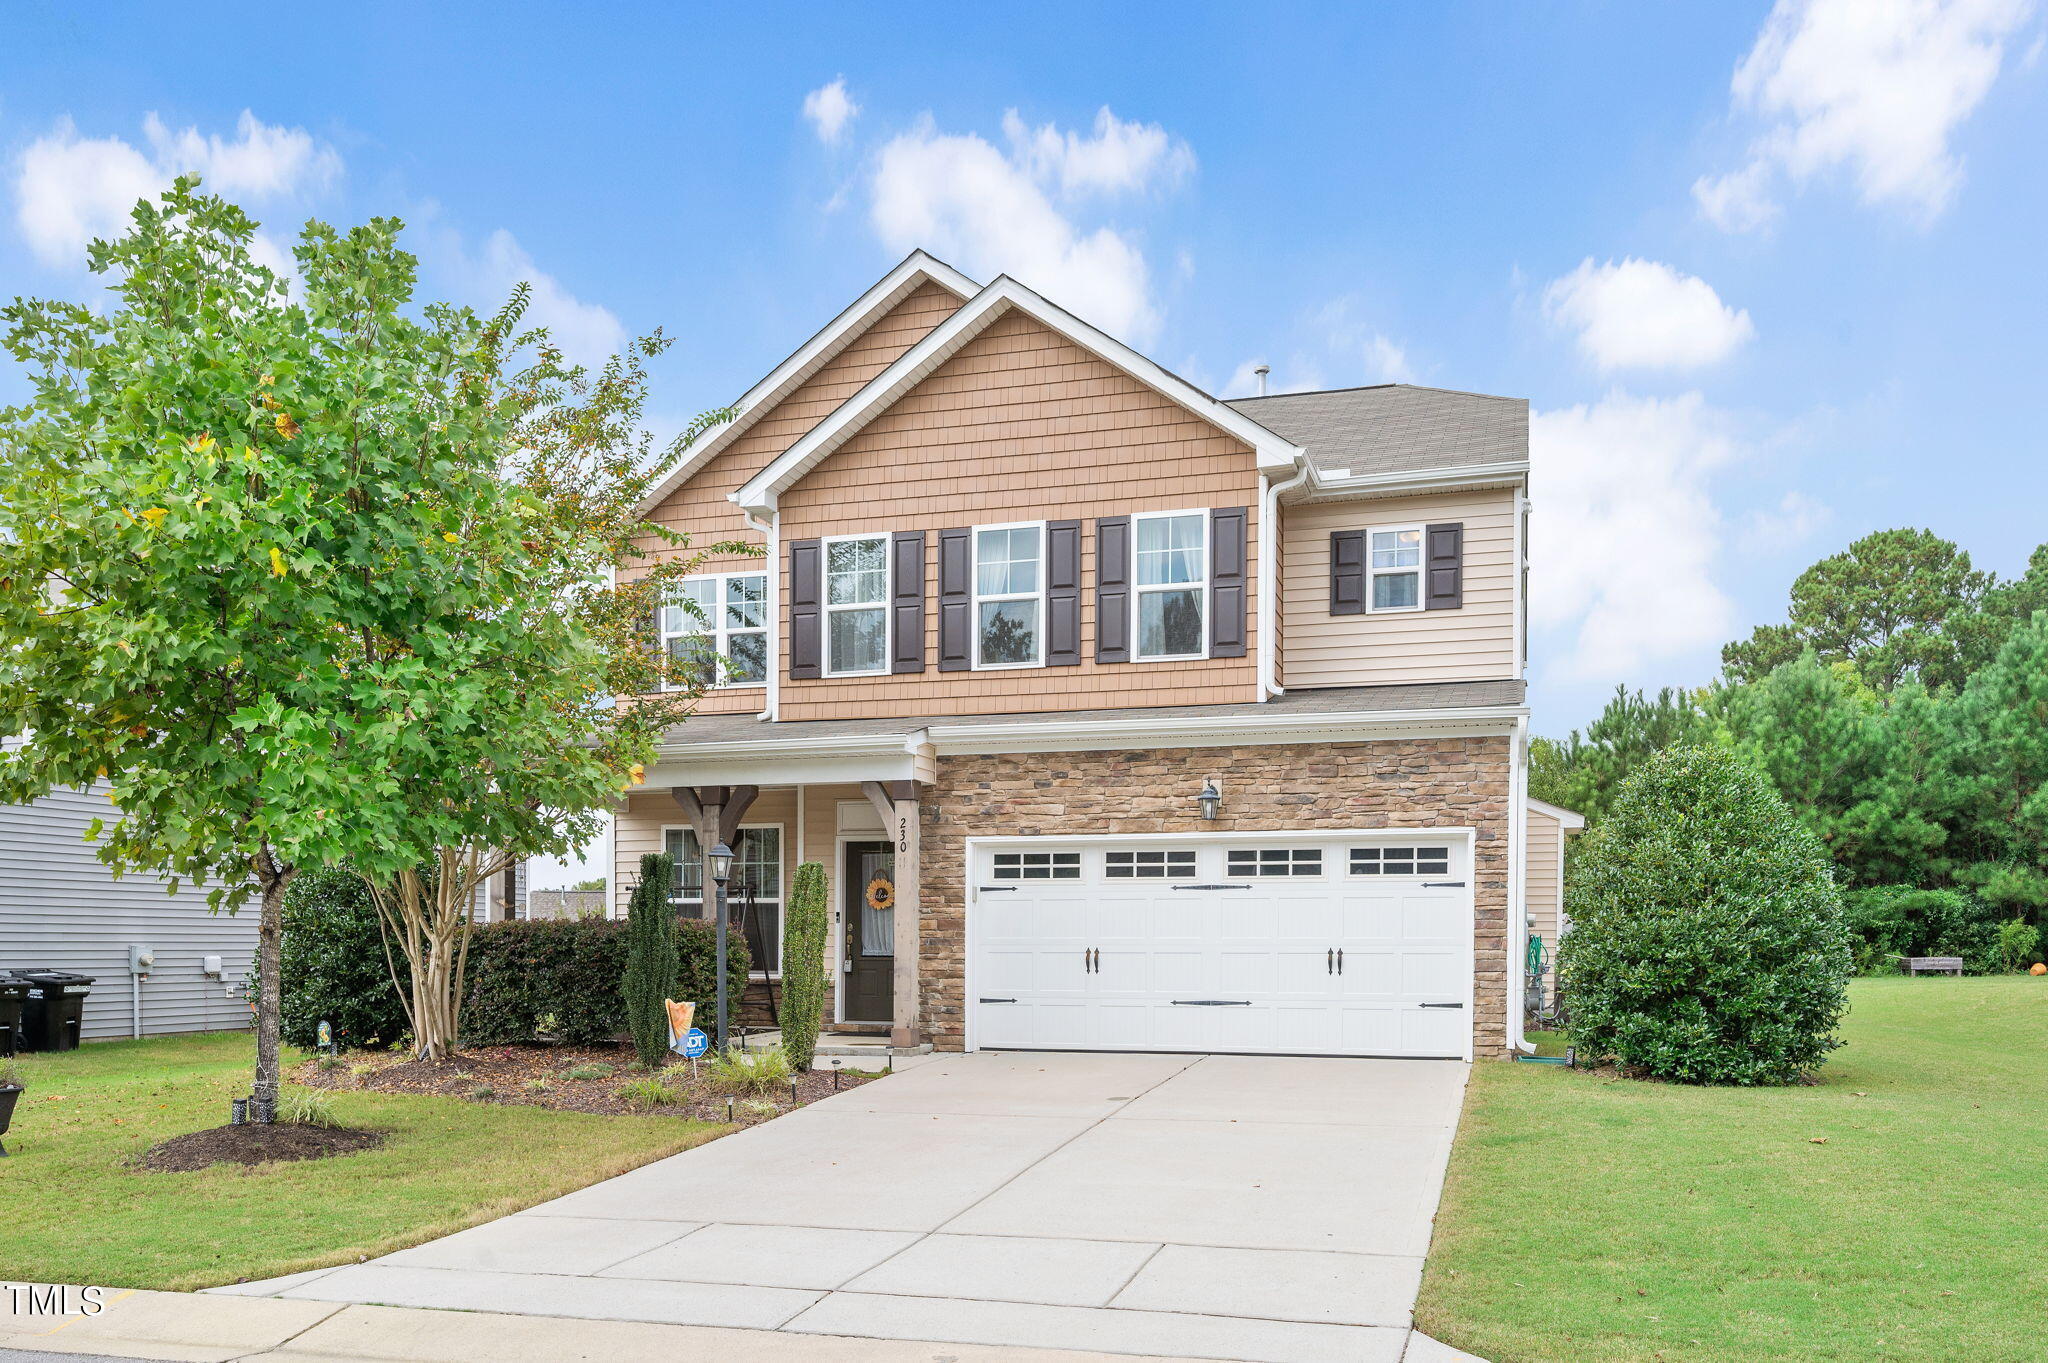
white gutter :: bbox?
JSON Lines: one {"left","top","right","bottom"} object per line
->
{"left": 741, "top": 510, "right": 779, "bottom": 721}
{"left": 1304, "top": 458, "right": 1530, "bottom": 501}
{"left": 1509, "top": 713, "right": 1534, "bottom": 1054}
{"left": 1258, "top": 460, "right": 1314, "bottom": 699}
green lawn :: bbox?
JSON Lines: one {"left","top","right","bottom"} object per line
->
{"left": 0, "top": 1033, "right": 721, "bottom": 1291}
{"left": 1419, "top": 976, "right": 2048, "bottom": 1362}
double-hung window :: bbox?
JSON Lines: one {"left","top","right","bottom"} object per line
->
{"left": 973, "top": 522, "right": 1044, "bottom": 668}
{"left": 1368, "top": 526, "right": 1423, "bottom": 612}
{"left": 665, "top": 825, "right": 785, "bottom": 971}
{"left": 824, "top": 534, "right": 889, "bottom": 676}
{"left": 1133, "top": 510, "right": 1208, "bottom": 660}
{"left": 662, "top": 572, "right": 768, "bottom": 688}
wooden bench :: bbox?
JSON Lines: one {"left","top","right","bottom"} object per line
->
{"left": 1904, "top": 956, "right": 1964, "bottom": 976}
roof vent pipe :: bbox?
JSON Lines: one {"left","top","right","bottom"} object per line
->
{"left": 1253, "top": 364, "right": 1270, "bottom": 396}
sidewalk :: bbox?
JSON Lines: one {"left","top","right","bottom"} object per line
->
{"left": 0, "top": 1286, "right": 1486, "bottom": 1363}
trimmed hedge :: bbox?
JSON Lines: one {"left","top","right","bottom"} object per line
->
{"left": 779, "top": 862, "right": 830, "bottom": 1069}
{"left": 463, "top": 915, "right": 750, "bottom": 1047}
{"left": 1560, "top": 745, "right": 1852, "bottom": 1085}
{"left": 280, "top": 865, "right": 409, "bottom": 1052}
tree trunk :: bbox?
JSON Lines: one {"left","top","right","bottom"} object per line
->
{"left": 250, "top": 865, "right": 291, "bottom": 1122}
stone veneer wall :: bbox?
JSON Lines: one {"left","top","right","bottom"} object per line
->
{"left": 919, "top": 737, "right": 1514, "bottom": 1057}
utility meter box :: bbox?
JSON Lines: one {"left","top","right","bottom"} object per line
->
{"left": 202, "top": 955, "right": 224, "bottom": 979}
{"left": 128, "top": 944, "right": 155, "bottom": 975}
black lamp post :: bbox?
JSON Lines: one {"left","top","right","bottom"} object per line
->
{"left": 708, "top": 840, "right": 735, "bottom": 1053}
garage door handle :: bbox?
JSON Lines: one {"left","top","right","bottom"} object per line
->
{"left": 1326, "top": 948, "right": 1333, "bottom": 975}
{"left": 979, "top": 997, "right": 1018, "bottom": 1004}
{"left": 1419, "top": 1002, "right": 1465, "bottom": 1009}
{"left": 1171, "top": 999, "right": 1251, "bottom": 1006}
{"left": 1423, "top": 881, "right": 1464, "bottom": 888}
{"left": 979, "top": 885, "right": 1018, "bottom": 892}
{"left": 1171, "top": 884, "right": 1251, "bottom": 891}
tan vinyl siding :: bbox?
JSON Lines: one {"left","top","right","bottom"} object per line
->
{"left": 1281, "top": 489, "right": 1517, "bottom": 688}
{"left": 778, "top": 309, "right": 1262, "bottom": 720}
{"left": 627, "top": 283, "right": 963, "bottom": 716}
{"left": 1524, "top": 802, "right": 1564, "bottom": 961}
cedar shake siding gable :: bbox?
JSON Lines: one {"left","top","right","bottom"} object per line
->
{"left": 773, "top": 308, "right": 1265, "bottom": 720}
{"left": 623, "top": 281, "right": 963, "bottom": 713}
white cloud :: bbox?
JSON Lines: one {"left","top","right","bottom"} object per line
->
{"left": 1530, "top": 392, "right": 1745, "bottom": 679}
{"left": 441, "top": 228, "right": 627, "bottom": 370}
{"left": 14, "top": 110, "right": 340, "bottom": 267}
{"left": 1001, "top": 107, "right": 1195, "bottom": 198}
{"left": 869, "top": 108, "right": 1192, "bottom": 341}
{"left": 1543, "top": 257, "right": 1756, "bottom": 372}
{"left": 801, "top": 78, "right": 860, "bottom": 145}
{"left": 1694, "top": 0, "right": 2035, "bottom": 229}
{"left": 1739, "top": 489, "right": 1832, "bottom": 552}
{"left": 1223, "top": 298, "right": 1416, "bottom": 397}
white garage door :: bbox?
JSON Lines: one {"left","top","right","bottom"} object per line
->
{"left": 969, "top": 835, "right": 1474, "bottom": 1060}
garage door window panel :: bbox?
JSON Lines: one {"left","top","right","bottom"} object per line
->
{"left": 992, "top": 851, "right": 1081, "bottom": 881}
{"left": 1226, "top": 847, "right": 1324, "bottom": 877}
{"left": 1349, "top": 846, "right": 1452, "bottom": 876}
{"left": 1105, "top": 849, "right": 1197, "bottom": 879}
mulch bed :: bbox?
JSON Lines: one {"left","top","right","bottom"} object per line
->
{"left": 139, "top": 1122, "right": 385, "bottom": 1173}
{"left": 293, "top": 1043, "right": 881, "bottom": 1123}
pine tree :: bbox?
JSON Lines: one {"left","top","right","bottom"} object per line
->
{"left": 778, "top": 862, "right": 830, "bottom": 1070}
{"left": 622, "top": 852, "right": 679, "bottom": 1067}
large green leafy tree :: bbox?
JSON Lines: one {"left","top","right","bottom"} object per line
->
{"left": 1947, "top": 614, "right": 2048, "bottom": 915}
{"left": 1528, "top": 684, "right": 1708, "bottom": 823}
{"left": 1722, "top": 528, "right": 1993, "bottom": 692}
{"left": 0, "top": 181, "right": 720, "bottom": 1111}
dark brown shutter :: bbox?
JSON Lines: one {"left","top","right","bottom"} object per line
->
{"left": 1094, "top": 515, "right": 1131, "bottom": 663}
{"left": 1208, "top": 507, "right": 1248, "bottom": 658}
{"left": 1425, "top": 522, "right": 1464, "bottom": 610}
{"left": 890, "top": 530, "right": 926, "bottom": 674}
{"left": 788, "top": 538, "right": 822, "bottom": 679}
{"left": 937, "top": 527, "right": 972, "bottom": 671}
{"left": 1330, "top": 530, "right": 1366, "bottom": 615}
{"left": 1046, "top": 519, "right": 1082, "bottom": 666}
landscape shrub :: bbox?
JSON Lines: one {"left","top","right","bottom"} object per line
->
{"left": 778, "top": 862, "right": 829, "bottom": 1069}
{"left": 280, "top": 865, "right": 409, "bottom": 1052}
{"left": 462, "top": 916, "right": 748, "bottom": 1047}
{"left": 1841, "top": 885, "right": 2002, "bottom": 972}
{"left": 622, "top": 853, "right": 679, "bottom": 1067}
{"left": 1560, "top": 746, "right": 1853, "bottom": 1085}
{"left": 275, "top": 1087, "right": 340, "bottom": 1129}
{"left": 1995, "top": 917, "right": 2043, "bottom": 973}
{"left": 704, "top": 1044, "right": 795, "bottom": 1096}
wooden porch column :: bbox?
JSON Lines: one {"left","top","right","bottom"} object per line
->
{"left": 669, "top": 785, "right": 759, "bottom": 905}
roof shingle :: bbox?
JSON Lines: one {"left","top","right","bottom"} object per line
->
{"left": 1226, "top": 384, "right": 1527, "bottom": 478}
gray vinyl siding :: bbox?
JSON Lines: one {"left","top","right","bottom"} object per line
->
{"left": 465, "top": 857, "right": 530, "bottom": 922}
{"left": 0, "top": 785, "right": 257, "bottom": 1042}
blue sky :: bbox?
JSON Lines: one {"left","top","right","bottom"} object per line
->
{"left": 5, "top": 0, "right": 2044, "bottom": 748}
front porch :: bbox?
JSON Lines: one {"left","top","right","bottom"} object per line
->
{"left": 615, "top": 768, "right": 933, "bottom": 1048}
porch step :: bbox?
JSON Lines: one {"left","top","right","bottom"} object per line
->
{"left": 737, "top": 1028, "right": 932, "bottom": 1059}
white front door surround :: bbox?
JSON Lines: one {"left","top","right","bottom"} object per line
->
{"left": 964, "top": 830, "right": 1477, "bottom": 1061}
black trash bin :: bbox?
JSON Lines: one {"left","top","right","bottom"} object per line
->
{"left": 19, "top": 970, "right": 94, "bottom": 1052}
{"left": 0, "top": 972, "right": 27, "bottom": 1057}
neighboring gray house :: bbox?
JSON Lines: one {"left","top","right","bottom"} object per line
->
{"left": 0, "top": 785, "right": 258, "bottom": 1042}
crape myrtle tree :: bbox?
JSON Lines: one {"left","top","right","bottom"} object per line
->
{"left": 0, "top": 180, "right": 737, "bottom": 1110}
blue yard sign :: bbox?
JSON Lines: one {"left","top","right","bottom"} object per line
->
{"left": 674, "top": 1027, "right": 709, "bottom": 1059}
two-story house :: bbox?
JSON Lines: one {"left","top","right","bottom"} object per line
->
{"left": 615, "top": 251, "right": 1541, "bottom": 1063}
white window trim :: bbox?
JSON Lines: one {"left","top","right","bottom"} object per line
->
{"left": 1367, "top": 522, "right": 1426, "bottom": 614}
{"left": 971, "top": 519, "right": 1047, "bottom": 671}
{"left": 1131, "top": 506, "right": 1210, "bottom": 663}
{"left": 661, "top": 571, "right": 770, "bottom": 692}
{"left": 662, "top": 822, "right": 788, "bottom": 976}
{"left": 822, "top": 531, "right": 892, "bottom": 678}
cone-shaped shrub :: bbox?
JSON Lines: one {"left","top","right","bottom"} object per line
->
{"left": 621, "top": 852, "right": 679, "bottom": 1067}
{"left": 1560, "top": 745, "right": 1852, "bottom": 1084}
{"left": 779, "top": 862, "right": 830, "bottom": 1069}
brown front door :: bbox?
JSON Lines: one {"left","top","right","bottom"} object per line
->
{"left": 843, "top": 841, "right": 895, "bottom": 1023}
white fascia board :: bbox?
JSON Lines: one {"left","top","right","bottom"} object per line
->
{"left": 633, "top": 251, "right": 978, "bottom": 518}
{"left": 733, "top": 276, "right": 1307, "bottom": 514}
{"left": 644, "top": 728, "right": 931, "bottom": 788}
{"left": 1526, "top": 795, "right": 1587, "bottom": 829}
{"left": 1297, "top": 459, "right": 1531, "bottom": 503}
{"left": 927, "top": 705, "right": 1527, "bottom": 756}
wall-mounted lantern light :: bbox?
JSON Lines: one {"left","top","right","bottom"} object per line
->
{"left": 1197, "top": 780, "right": 1222, "bottom": 821}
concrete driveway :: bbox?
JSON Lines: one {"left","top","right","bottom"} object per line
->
{"left": 232, "top": 1052, "right": 1468, "bottom": 1363}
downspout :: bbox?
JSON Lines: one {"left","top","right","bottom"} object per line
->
{"left": 1509, "top": 714, "right": 1534, "bottom": 1054}
{"left": 742, "top": 509, "right": 778, "bottom": 721}
{"left": 1258, "top": 461, "right": 1314, "bottom": 699}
